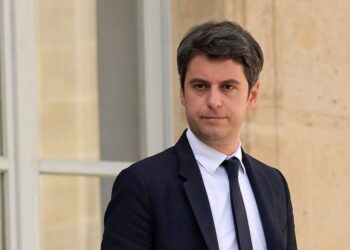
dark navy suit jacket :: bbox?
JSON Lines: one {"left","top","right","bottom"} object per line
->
{"left": 101, "top": 131, "right": 297, "bottom": 250}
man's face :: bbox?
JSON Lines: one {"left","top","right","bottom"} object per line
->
{"left": 180, "top": 54, "right": 259, "bottom": 153}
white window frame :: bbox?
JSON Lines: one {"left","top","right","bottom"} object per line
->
{"left": 1, "top": 0, "right": 20, "bottom": 249}
{"left": 1, "top": 0, "right": 172, "bottom": 249}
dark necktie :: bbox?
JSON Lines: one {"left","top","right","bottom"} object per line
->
{"left": 222, "top": 157, "right": 253, "bottom": 250}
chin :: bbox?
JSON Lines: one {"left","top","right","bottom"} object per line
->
{"left": 197, "top": 129, "right": 227, "bottom": 143}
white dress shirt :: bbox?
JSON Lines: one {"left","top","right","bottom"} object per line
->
{"left": 186, "top": 129, "right": 267, "bottom": 250}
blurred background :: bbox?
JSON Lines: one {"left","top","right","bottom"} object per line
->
{"left": 0, "top": 0, "right": 349, "bottom": 249}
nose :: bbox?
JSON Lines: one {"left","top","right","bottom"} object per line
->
{"left": 207, "top": 88, "right": 223, "bottom": 110}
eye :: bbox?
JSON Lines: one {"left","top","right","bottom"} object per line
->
{"left": 193, "top": 83, "right": 205, "bottom": 89}
{"left": 191, "top": 81, "right": 208, "bottom": 90}
{"left": 222, "top": 84, "right": 235, "bottom": 90}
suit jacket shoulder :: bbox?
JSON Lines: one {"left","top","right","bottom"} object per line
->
{"left": 243, "top": 153, "right": 287, "bottom": 193}
{"left": 125, "top": 146, "right": 179, "bottom": 178}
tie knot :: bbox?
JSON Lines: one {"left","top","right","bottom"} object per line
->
{"left": 222, "top": 157, "right": 240, "bottom": 178}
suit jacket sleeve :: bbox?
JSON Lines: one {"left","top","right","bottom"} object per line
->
{"left": 101, "top": 168, "right": 153, "bottom": 250}
{"left": 277, "top": 169, "right": 297, "bottom": 250}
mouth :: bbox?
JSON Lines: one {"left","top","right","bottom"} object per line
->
{"left": 201, "top": 116, "right": 227, "bottom": 120}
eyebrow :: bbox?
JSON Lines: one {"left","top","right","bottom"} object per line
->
{"left": 188, "top": 78, "right": 241, "bottom": 85}
{"left": 221, "top": 79, "right": 240, "bottom": 85}
{"left": 189, "top": 78, "right": 209, "bottom": 85}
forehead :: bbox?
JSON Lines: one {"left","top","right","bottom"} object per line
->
{"left": 186, "top": 54, "right": 246, "bottom": 82}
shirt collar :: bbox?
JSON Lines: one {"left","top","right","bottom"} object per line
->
{"left": 186, "top": 128, "right": 246, "bottom": 175}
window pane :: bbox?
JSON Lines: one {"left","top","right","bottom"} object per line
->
{"left": 40, "top": 175, "right": 114, "bottom": 250}
{"left": 0, "top": 175, "right": 4, "bottom": 250}
{"left": 37, "top": 0, "right": 141, "bottom": 162}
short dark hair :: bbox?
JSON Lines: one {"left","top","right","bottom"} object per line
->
{"left": 177, "top": 21, "right": 264, "bottom": 90}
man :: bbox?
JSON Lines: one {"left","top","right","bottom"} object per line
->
{"left": 102, "top": 21, "right": 297, "bottom": 250}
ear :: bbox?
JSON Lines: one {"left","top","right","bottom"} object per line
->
{"left": 180, "top": 86, "right": 185, "bottom": 106}
{"left": 247, "top": 81, "right": 260, "bottom": 110}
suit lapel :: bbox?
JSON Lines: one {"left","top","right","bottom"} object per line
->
{"left": 175, "top": 132, "right": 219, "bottom": 250}
{"left": 242, "top": 151, "right": 284, "bottom": 250}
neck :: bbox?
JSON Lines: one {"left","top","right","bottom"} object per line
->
{"left": 204, "top": 140, "right": 240, "bottom": 156}
{"left": 187, "top": 128, "right": 241, "bottom": 156}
